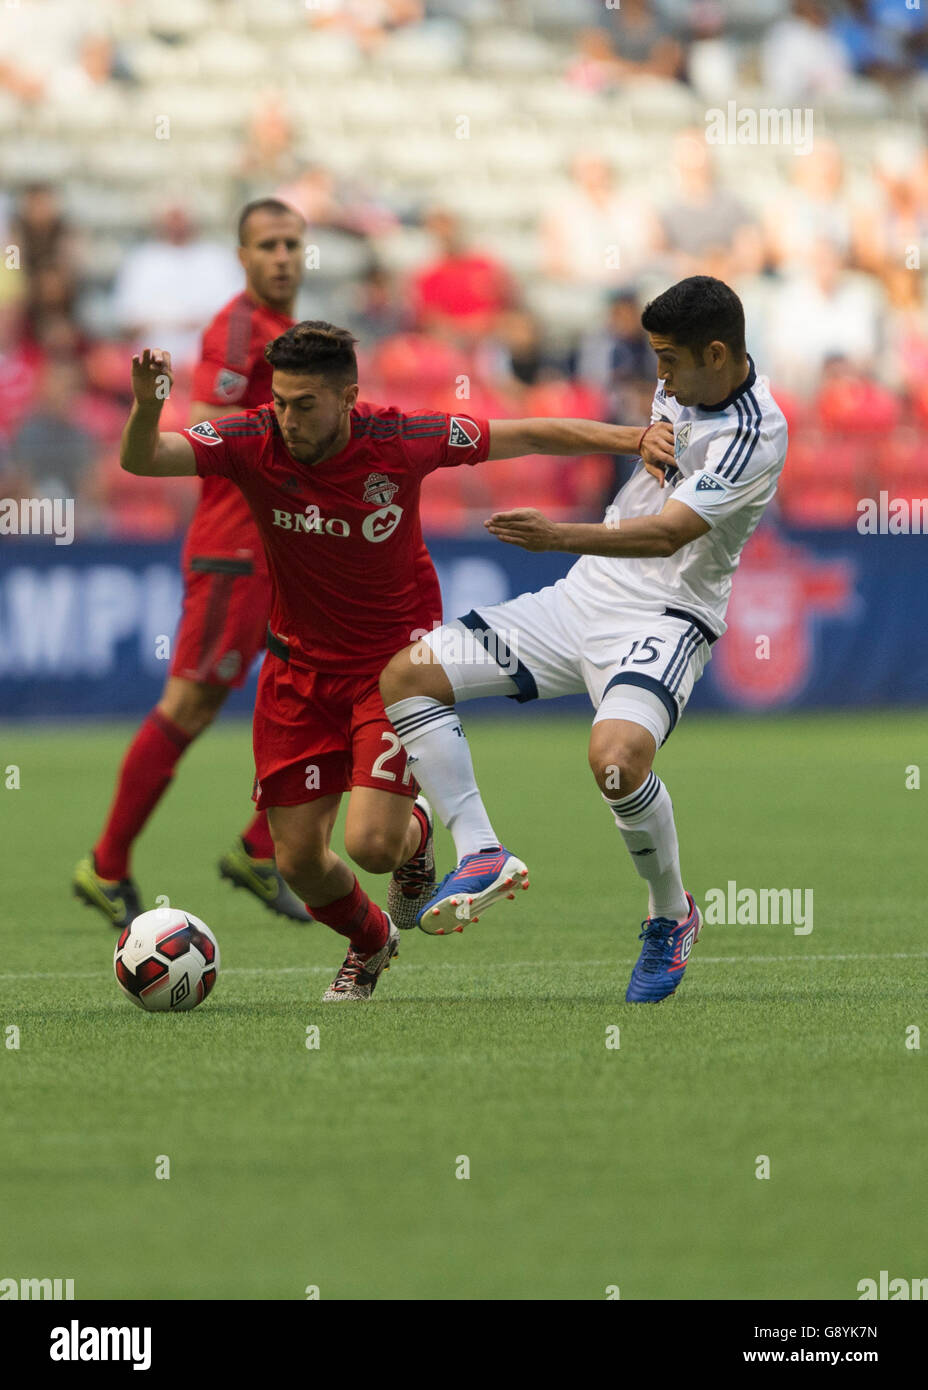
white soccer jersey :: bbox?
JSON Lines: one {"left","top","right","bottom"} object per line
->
{"left": 563, "top": 357, "right": 789, "bottom": 638}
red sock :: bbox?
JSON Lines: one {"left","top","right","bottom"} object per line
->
{"left": 93, "top": 710, "right": 192, "bottom": 880}
{"left": 241, "top": 810, "right": 275, "bottom": 859}
{"left": 308, "top": 877, "right": 389, "bottom": 956}
{"left": 409, "top": 802, "right": 428, "bottom": 860}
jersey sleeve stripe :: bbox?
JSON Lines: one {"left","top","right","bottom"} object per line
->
{"left": 713, "top": 395, "right": 762, "bottom": 482}
{"left": 224, "top": 295, "right": 253, "bottom": 372}
{"left": 723, "top": 392, "right": 763, "bottom": 482}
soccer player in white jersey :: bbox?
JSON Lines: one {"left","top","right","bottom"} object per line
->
{"left": 380, "top": 276, "right": 789, "bottom": 1002}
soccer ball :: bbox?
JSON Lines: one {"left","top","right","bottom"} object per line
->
{"left": 114, "top": 907, "right": 220, "bottom": 1012}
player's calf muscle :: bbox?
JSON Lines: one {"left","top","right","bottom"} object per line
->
{"left": 379, "top": 642, "right": 453, "bottom": 704}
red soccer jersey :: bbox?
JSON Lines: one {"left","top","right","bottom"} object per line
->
{"left": 182, "top": 291, "right": 294, "bottom": 573}
{"left": 183, "top": 403, "right": 490, "bottom": 675}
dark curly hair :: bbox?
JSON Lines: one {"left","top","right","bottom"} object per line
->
{"left": 264, "top": 321, "right": 358, "bottom": 386}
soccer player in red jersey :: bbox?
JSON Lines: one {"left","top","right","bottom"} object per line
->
{"left": 117, "top": 322, "right": 676, "bottom": 999}
{"left": 73, "top": 199, "right": 312, "bottom": 928}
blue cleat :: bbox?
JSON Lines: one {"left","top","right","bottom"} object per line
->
{"left": 416, "top": 846, "right": 529, "bottom": 936}
{"left": 625, "top": 893, "right": 702, "bottom": 1003}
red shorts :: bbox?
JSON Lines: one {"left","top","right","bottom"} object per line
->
{"left": 252, "top": 648, "right": 417, "bottom": 809}
{"left": 170, "top": 560, "right": 272, "bottom": 688}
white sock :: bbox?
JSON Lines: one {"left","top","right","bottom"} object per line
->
{"left": 386, "top": 696, "right": 500, "bottom": 861}
{"left": 605, "top": 771, "right": 689, "bottom": 923}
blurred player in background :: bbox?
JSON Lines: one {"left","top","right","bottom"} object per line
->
{"left": 116, "top": 322, "right": 676, "bottom": 1000}
{"left": 73, "top": 198, "right": 311, "bottom": 928}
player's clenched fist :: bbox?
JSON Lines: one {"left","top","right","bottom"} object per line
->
{"left": 639, "top": 420, "right": 675, "bottom": 487}
{"left": 131, "top": 348, "right": 173, "bottom": 406}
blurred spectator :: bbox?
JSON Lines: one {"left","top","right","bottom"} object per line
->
{"left": 766, "top": 239, "right": 884, "bottom": 395}
{"left": 0, "top": 0, "right": 97, "bottom": 104}
{"left": 658, "top": 133, "right": 757, "bottom": 273}
{"left": 595, "top": 0, "right": 685, "bottom": 82}
{"left": 277, "top": 165, "right": 397, "bottom": 240}
{"left": 572, "top": 290, "right": 655, "bottom": 399}
{"left": 829, "top": 0, "right": 913, "bottom": 85}
{"left": 10, "top": 358, "right": 96, "bottom": 500}
{"left": 761, "top": 1, "right": 852, "bottom": 104}
{"left": 409, "top": 208, "right": 515, "bottom": 345}
{"left": 475, "top": 310, "right": 561, "bottom": 393}
{"left": 55, "top": 32, "right": 134, "bottom": 99}
{"left": 110, "top": 206, "right": 242, "bottom": 367}
{"left": 762, "top": 140, "right": 853, "bottom": 273}
{"left": 571, "top": 289, "right": 657, "bottom": 502}
{"left": 10, "top": 185, "right": 80, "bottom": 340}
{"left": 345, "top": 265, "right": 410, "bottom": 345}
{"left": 852, "top": 138, "right": 928, "bottom": 278}
{"left": 0, "top": 303, "right": 41, "bottom": 444}
{"left": 684, "top": 1, "right": 740, "bottom": 103}
{"left": 542, "top": 154, "right": 662, "bottom": 287}
{"left": 240, "top": 95, "right": 300, "bottom": 187}
{"left": 308, "top": 0, "right": 425, "bottom": 54}
{"left": 881, "top": 264, "right": 928, "bottom": 397}
{"left": 565, "top": 28, "right": 623, "bottom": 93}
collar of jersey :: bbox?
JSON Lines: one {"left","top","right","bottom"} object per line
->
{"left": 695, "top": 355, "right": 756, "bottom": 413}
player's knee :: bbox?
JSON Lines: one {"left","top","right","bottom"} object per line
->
{"left": 380, "top": 642, "right": 450, "bottom": 705}
{"left": 159, "top": 683, "right": 225, "bottom": 738}
{"left": 379, "top": 646, "right": 420, "bottom": 704}
{"left": 345, "top": 826, "right": 403, "bottom": 876}
{"left": 589, "top": 746, "right": 652, "bottom": 797}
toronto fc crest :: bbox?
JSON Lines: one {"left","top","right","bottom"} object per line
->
{"left": 362, "top": 472, "right": 399, "bottom": 506}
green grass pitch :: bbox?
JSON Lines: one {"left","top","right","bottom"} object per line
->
{"left": 0, "top": 710, "right": 924, "bottom": 1300}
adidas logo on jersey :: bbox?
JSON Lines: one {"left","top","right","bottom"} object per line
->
{"left": 449, "top": 417, "right": 480, "bottom": 447}
{"left": 188, "top": 421, "right": 223, "bottom": 446}
{"left": 695, "top": 474, "right": 724, "bottom": 492}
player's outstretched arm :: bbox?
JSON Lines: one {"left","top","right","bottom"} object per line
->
{"left": 485, "top": 499, "right": 710, "bottom": 557}
{"left": 120, "top": 349, "right": 197, "bottom": 477}
{"left": 486, "top": 417, "right": 674, "bottom": 480}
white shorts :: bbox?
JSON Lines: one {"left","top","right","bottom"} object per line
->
{"left": 420, "top": 579, "right": 715, "bottom": 748}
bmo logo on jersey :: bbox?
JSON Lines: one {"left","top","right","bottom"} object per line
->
{"left": 362, "top": 504, "right": 402, "bottom": 543}
{"left": 271, "top": 503, "right": 404, "bottom": 543}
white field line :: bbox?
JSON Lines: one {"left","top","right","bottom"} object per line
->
{"left": 1, "top": 951, "right": 927, "bottom": 983}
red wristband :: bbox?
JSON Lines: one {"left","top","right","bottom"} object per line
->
{"left": 637, "top": 423, "right": 655, "bottom": 455}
